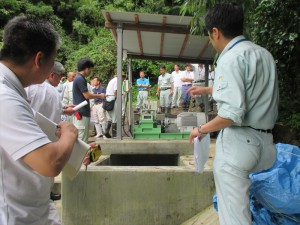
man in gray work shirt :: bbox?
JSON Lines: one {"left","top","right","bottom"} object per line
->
{"left": 156, "top": 65, "right": 173, "bottom": 114}
{"left": 188, "top": 3, "right": 279, "bottom": 225}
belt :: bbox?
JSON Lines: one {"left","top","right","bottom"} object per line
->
{"left": 193, "top": 80, "right": 205, "bottom": 83}
{"left": 160, "top": 87, "right": 170, "bottom": 91}
{"left": 139, "top": 89, "right": 148, "bottom": 91}
{"left": 248, "top": 126, "right": 272, "bottom": 133}
{"left": 182, "top": 84, "right": 192, "bottom": 86}
{"left": 95, "top": 102, "right": 103, "bottom": 105}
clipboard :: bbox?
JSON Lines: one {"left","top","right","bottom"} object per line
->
{"left": 35, "top": 112, "right": 90, "bottom": 180}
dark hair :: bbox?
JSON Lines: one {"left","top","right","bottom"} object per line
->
{"left": 92, "top": 77, "right": 101, "bottom": 83}
{"left": 205, "top": 3, "right": 244, "bottom": 39}
{"left": 0, "top": 16, "right": 60, "bottom": 65}
{"left": 185, "top": 63, "right": 191, "bottom": 68}
{"left": 159, "top": 65, "right": 166, "bottom": 70}
{"left": 77, "top": 57, "right": 95, "bottom": 71}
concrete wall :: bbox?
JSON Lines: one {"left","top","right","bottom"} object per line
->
{"left": 99, "top": 140, "right": 194, "bottom": 156}
{"left": 62, "top": 166, "right": 215, "bottom": 225}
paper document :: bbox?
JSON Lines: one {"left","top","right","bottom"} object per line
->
{"left": 194, "top": 135, "right": 210, "bottom": 173}
{"left": 35, "top": 112, "right": 90, "bottom": 180}
{"left": 73, "top": 100, "right": 88, "bottom": 111}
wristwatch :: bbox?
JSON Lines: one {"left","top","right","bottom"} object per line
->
{"left": 197, "top": 124, "right": 208, "bottom": 139}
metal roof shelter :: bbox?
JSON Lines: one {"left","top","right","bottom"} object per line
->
{"left": 102, "top": 10, "right": 216, "bottom": 139}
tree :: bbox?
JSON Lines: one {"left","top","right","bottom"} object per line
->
{"left": 250, "top": 0, "right": 300, "bottom": 133}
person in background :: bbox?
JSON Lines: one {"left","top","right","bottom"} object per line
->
{"left": 192, "top": 63, "right": 206, "bottom": 111}
{"left": 180, "top": 63, "right": 194, "bottom": 111}
{"left": 56, "top": 76, "right": 66, "bottom": 98}
{"left": 103, "top": 72, "right": 126, "bottom": 138}
{"left": 208, "top": 65, "right": 215, "bottom": 111}
{"left": 135, "top": 71, "right": 150, "bottom": 112}
{"left": 72, "top": 58, "right": 105, "bottom": 143}
{"left": 188, "top": 3, "right": 278, "bottom": 224}
{"left": 171, "top": 64, "right": 183, "bottom": 108}
{"left": 156, "top": 65, "right": 173, "bottom": 114}
{"left": 92, "top": 77, "right": 107, "bottom": 138}
{"left": 62, "top": 71, "right": 77, "bottom": 123}
{"left": 0, "top": 16, "right": 77, "bottom": 225}
{"left": 25, "top": 61, "right": 75, "bottom": 202}
{"left": 26, "top": 62, "right": 75, "bottom": 124}
{"left": 61, "top": 71, "right": 76, "bottom": 99}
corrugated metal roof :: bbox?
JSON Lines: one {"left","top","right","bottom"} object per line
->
{"left": 102, "top": 10, "right": 216, "bottom": 63}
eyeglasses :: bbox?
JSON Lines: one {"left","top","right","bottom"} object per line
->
{"left": 53, "top": 73, "right": 62, "bottom": 78}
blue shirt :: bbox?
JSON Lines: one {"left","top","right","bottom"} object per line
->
{"left": 213, "top": 35, "right": 279, "bottom": 129}
{"left": 73, "top": 73, "right": 90, "bottom": 117}
{"left": 93, "top": 86, "right": 106, "bottom": 103}
{"left": 136, "top": 78, "right": 150, "bottom": 91}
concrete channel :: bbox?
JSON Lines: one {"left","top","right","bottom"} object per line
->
{"left": 61, "top": 139, "right": 217, "bottom": 225}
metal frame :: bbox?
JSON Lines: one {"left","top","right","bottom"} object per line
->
{"left": 103, "top": 11, "right": 216, "bottom": 139}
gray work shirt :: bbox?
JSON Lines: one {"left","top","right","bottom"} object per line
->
{"left": 213, "top": 35, "right": 279, "bottom": 129}
{"left": 158, "top": 73, "right": 173, "bottom": 89}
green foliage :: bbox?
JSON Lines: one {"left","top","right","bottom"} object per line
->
{"left": 180, "top": 0, "right": 258, "bottom": 36}
{"left": 0, "top": 0, "right": 21, "bottom": 26}
{"left": 65, "top": 28, "right": 117, "bottom": 85}
{"left": 250, "top": 0, "right": 300, "bottom": 132}
{"left": 24, "top": 2, "right": 54, "bottom": 18}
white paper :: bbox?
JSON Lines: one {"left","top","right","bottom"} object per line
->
{"left": 194, "top": 134, "right": 210, "bottom": 173}
{"left": 73, "top": 100, "right": 88, "bottom": 111}
{"left": 35, "top": 112, "right": 90, "bottom": 180}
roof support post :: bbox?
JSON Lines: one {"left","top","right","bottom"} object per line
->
{"left": 127, "top": 57, "right": 133, "bottom": 134}
{"left": 204, "top": 63, "right": 209, "bottom": 122}
{"left": 116, "top": 23, "right": 123, "bottom": 139}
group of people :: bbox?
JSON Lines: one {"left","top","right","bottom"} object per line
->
{"left": 0, "top": 3, "right": 279, "bottom": 225}
{"left": 26, "top": 56, "right": 122, "bottom": 143}
{"left": 135, "top": 63, "right": 215, "bottom": 113}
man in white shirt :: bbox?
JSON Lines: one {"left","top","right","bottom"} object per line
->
{"left": 192, "top": 63, "right": 206, "bottom": 111}
{"left": 0, "top": 16, "right": 77, "bottom": 225}
{"left": 62, "top": 71, "right": 76, "bottom": 122}
{"left": 103, "top": 72, "right": 126, "bottom": 138}
{"left": 180, "top": 63, "right": 194, "bottom": 111}
{"left": 171, "top": 64, "right": 183, "bottom": 108}
{"left": 26, "top": 61, "right": 75, "bottom": 201}
{"left": 26, "top": 62, "right": 75, "bottom": 124}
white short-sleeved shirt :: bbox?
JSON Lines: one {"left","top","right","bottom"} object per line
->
{"left": 106, "top": 76, "right": 118, "bottom": 96}
{"left": 0, "top": 63, "right": 60, "bottom": 225}
{"left": 26, "top": 80, "right": 62, "bottom": 124}
{"left": 171, "top": 70, "right": 183, "bottom": 88}
{"left": 180, "top": 70, "right": 194, "bottom": 85}
{"left": 62, "top": 81, "right": 74, "bottom": 107}
{"left": 192, "top": 64, "right": 205, "bottom": 81}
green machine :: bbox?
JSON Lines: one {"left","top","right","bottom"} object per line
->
{"left": 133, "top": 110, "right": 190, "bottom": 140}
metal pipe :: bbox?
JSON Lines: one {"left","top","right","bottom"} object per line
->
{"left": 204, "top": 63, "right": 209, "bottom": 122}
{"left": 116, "top": 23, "right": 123, "bottom": 139}
{"left": 128, "top": 57, "right": 133, "bottom": 134}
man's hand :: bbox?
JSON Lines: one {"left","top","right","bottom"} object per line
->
{"left": 186, "top": 86, "right": 211, "bottom": 97}
{"left": 99, "top": 93, "right": 106, "bottom": 99}
{"left": 23, "top": 121, "right": 78, "bottom": 177}
{"left": 189, "top": 127, "right": 207, "bottom": 143}
{"left": 55, "top": 121, "right": 78, "bottom": 139}
{"left": 156, "top": 92, "right": 159, "bottom": 97}
{"left": 64, "top": 107, "right": 76, "bottom": 116}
